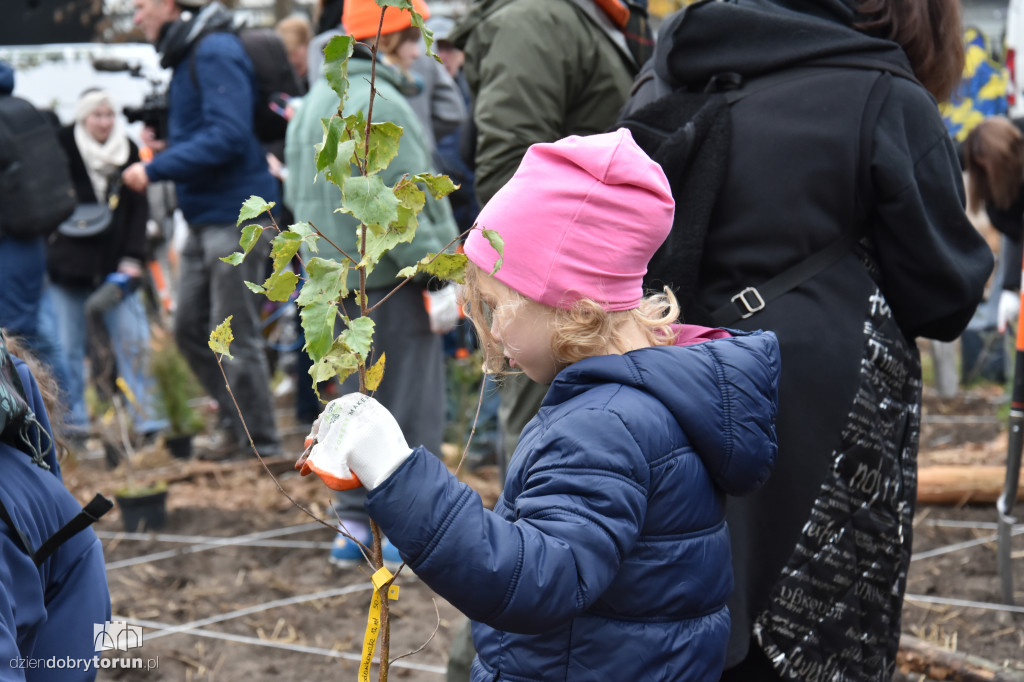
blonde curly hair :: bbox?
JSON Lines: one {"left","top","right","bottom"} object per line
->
{"left": 461, "top": 263, "right": 681, "bottom": 375}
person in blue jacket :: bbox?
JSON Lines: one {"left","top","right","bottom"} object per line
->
{"left": 0, "top": 330, "right": 111, "bottom": 681}
{"left": 123, "top": 0, "right": 280, "bottom": 458}
{"left": 297, "top": 130, "right": 780, "bottom": 681}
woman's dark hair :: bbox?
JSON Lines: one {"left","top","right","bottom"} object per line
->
{"left": 855, "top": 0, "right": 964, "bottom": 102}
{"left": 317, "top": 0, "right": 345, "bottom": 34}
{"left": 964, "top": 116, "right": 1024, "bottom": 213}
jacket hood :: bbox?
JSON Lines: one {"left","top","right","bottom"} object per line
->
{"left": 545, "top": 326, "right": 780, "bottom": 495}
{"left": 0, "top": 62, "right": 13, "bottom": 95}
{"left": 449, "top": 0, "right": 621, "bottom": 49}
{"left": 448, "top": 0, "right": 514, "bottom": 48}
{"left": 654, "top": 0, "right": 913, "bottom": 88}
{"left": 158, "top": 0, "right": 236, "bottom": 69}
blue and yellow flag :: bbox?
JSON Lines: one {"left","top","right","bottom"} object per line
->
{"left": 941, "top": 27, "right": 1010, "bottom": 142}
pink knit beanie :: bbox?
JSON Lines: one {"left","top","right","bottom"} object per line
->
{"left": 463, "top": 128, "right": 675, "bottom": 311}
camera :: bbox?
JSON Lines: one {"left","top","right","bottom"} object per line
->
{"left": 91, "top": 57, "right": 170, "bottom": 140}
{"left": 123, "top": 91, "right": 170, "bottom": 141}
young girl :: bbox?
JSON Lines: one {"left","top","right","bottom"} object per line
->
{"left": 298, "top": 129, "right": 780, "bottom": 680}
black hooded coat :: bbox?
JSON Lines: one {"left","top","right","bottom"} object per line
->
{"left": 622, "top": 1, "right": 993, "bottom": 679}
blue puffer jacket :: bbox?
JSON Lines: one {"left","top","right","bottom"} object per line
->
{"left": 0, "top": 358, "right": 110, "bottom": 680}
{"left": 145, "top": 32, "right": 278, "bottom": 225}
{"left": 368, "top": 327, "right": 779, "bottom": 681}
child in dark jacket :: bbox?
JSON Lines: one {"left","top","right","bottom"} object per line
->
{"left": 0, "top": 331, "right": 111, "bottom": 680}
{"left": 298, "top": 129, "right": 780, "bottom": 681}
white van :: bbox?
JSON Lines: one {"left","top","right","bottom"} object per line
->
{"left": 0, "top": 42, "right": 168, "bottom": 127}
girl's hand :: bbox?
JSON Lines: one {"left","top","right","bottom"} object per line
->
{"left": 296, "top": 394, "right": 413, "bottom": 491}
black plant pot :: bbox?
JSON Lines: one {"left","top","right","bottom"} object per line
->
{"left": 165, "top": 433, "right": 194, "bottom": 460}
{"left": 116, "top": 488, "right": 168, "bottom": 532}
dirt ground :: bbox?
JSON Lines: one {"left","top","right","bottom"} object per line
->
{"left": 60, "top": 380, "right": 1024, "bottom": 682}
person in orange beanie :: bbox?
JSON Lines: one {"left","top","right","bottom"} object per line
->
{"left": 284, "top": 0, "right": 458, "bottom": 568}
{"left": 343, "top": 0, "right": 429, "bottom": 74}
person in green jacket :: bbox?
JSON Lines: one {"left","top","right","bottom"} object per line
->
{"left": 284, "top": 0, "right": 458, "bottom": 567}
{"left": 448, "top": 0, "right": 648, "bottom": 465}
{"left": 444, "top": 1, "right": 649, "bottom": 678}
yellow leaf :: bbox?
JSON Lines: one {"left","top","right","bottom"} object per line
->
{"left": 366, "top": 353, "right": 386, "bottom": 392}
{"left": 209, "top": 316, "right": 235, "bottom": 359}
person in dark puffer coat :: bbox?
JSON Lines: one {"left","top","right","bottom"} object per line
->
{"left": 297, "top": 130, "right": 780, "bottom": 681}
{"left": 0, "top": 333, "right": 110, "bottom": 681}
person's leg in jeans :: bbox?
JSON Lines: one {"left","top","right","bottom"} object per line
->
{"left": 173, "top": 223, "right": 279, "bottom": 454}
{"left": 47, "top": 283, "right": 90, "bottom": 431}
{"left": 33, "top": 285, "right": 73, "bottom": 402}
{"left": 107, "top": 291, "right": 167, "bottom": 434}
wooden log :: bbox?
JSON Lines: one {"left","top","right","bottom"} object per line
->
{"left": 898, "top": 634, "right": 1024, "bottom": 681}
{"left": 917, "top": 465, "right": 1024, "bottom": 505}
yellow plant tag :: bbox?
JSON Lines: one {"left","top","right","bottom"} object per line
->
{"left": 358, "top": 567, "right": 396, "bottom": 682}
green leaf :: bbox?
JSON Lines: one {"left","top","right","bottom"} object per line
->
{"left": 395, "top": 180, "right": 426, "bottom": 213}
{"left": 365, "top": 352, "right": 386, "bottom": 392}
{"left": 397, "top": 252, "right": 468, "bottom": 283}
{"left": 297, "top": 257, "right": 350, "bottom": 306}
{"left": 341, "top": 175, "right": 400, "bottom": 228}
{"left": 390, "top": 180, "right": 426, "bottom": 244}
{"left": 289, "top": 221, "right": 320, "bottom": 253}
{"left": 222, "top": 223, "right": 266, "bottom": 265}
{"left": 343, "top": 111, "right": 366, "bottom": 137}
{"left": 208, "top": 316, "right": 234, "bottom": 359}
{"left": 481, "top": 228, "right": 504, "bottom": 275}
{"left": 341, "top": 316, "right": 375, "bottom": 360}
{"left": 328, "top": 139, "right": 357, "bottom": 187}
{"left": 238, "top": 196, "right": 274, "bottom": 226}
{"left": 364, "top": 122, "right": 403, "bottom": 175}
{"left": 300, "top": 302, "right": 337, "bottom": 361}
{"left": 412, "top": 172, "right": 457, "bottom": 199}
{"left": 263, "top": 270, "right": 299, "bottom": 302}
{"left": 240, "top": 223, "right": 264, "bottom": 252}
{"left": 271, "top": 231, "right": 303, "bottom": 274}
{"left": 363, "top": 216, "right": 416, "bottom": 272}
{"left": 245, "top": 281, "right": 266, "bottom": 295}
{"left": 405, "top": 3, "right": 436, "bottom": 59}
{"left": 310, "top": 341, "right": 360, "bottom": 385}
{"left": 315, "top": 117, "right": 343, "bottom": 171}
{"left": 315, "top": 118, "right": 358, "bottom": 189}
{"left": 323, "top": 34, "right": 354, "bottom": 103}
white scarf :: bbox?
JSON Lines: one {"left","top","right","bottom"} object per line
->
{"left": 74, "top": 90, "right": 130, "bottom": 201}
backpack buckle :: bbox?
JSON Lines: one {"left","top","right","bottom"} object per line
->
{"left": 731, "top": 287, "right": 765, "bottom": 319}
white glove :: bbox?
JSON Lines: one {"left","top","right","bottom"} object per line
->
{"left": 423, "top": 284, "right": 461, "bottom": 334}
{"left": 998, "top": 290, "right": 1020, "bottom": 334}
{"left": 297, "top": 393, "right": 413, "bottom": 491}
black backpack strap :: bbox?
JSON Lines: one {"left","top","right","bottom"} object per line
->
{"left": 710, "top": 235, "right": 858, "bottom": 326}
{"left": 33, "top": 494, "right": 113, "bottom": 566}
{"left": 0, "top": 492, "right": 112, "bottom": 567}
{"left": 710, "top": 71, "right": 895, "bottom": 328}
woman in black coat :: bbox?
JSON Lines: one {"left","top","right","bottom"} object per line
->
{"left": 622, "top": 1, "right": 994, "bottom": 679}
{"left": 47, "top": 88, "right": 165, "bottom": 436}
